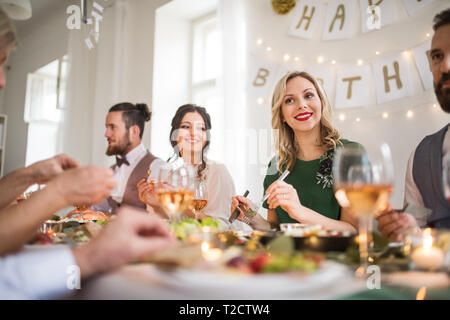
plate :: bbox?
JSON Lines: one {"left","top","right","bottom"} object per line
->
{"left": 152, "top": 261, "right": 351, "bottom": 297}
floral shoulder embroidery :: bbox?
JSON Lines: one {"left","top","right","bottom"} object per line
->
{"left": 316, "top": 148, "right": 334, "bottom": 189}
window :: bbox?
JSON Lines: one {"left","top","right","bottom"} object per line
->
{"left": 191, "top": 12, "right": 224, "bottom": 161}
{"left": 24, "top": 56, "right": 68, "bottom": 168}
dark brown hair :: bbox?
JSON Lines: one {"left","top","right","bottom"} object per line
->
{"left": 169, "top": 104, "right": 212, "bottom": 180}
{"left": 433, "top": 8, "right": 450, "bottom": 31}
{"left": 108, "top": 102, "right": 151, "bottom": 139}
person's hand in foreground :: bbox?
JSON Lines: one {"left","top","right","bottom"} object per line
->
{"left": 73, "top": 207, "right": 176, "bottom": 278}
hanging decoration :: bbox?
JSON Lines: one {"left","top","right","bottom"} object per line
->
{"left": 271, "top": 0, "right": 296, "bottom": 15}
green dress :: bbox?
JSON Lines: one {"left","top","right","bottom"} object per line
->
{"left": 262, "top": 139, "right": 361, "bottom": 224}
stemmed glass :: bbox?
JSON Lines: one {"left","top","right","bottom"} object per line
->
{"left": 333, "top": 142, "right": 394, "bottom": 275}
{"left": 193, "top": 179, "right": 208, "bottom": 220}
{"left": 155, "top": 162, "right": 195, "bottom": 222}
{"left": 443, "top": 153, "right": 450, "bottom": 204}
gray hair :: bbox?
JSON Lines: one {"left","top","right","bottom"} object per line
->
{"left": 0, "top": 8, "right": 17, "bottom": 51}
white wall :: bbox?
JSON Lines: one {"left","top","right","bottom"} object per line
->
{"left": 151, "top": 0, "right": 218, "bottom": 161}
{"left": 244, "top": 0, "right": 449, "bottom": 207}
{"left": 1, "top": 4, "right": 69, "bottom": 174}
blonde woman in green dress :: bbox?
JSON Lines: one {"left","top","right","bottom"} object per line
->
{"left": 231, "top": 71, "right": 359, "bottom": 232}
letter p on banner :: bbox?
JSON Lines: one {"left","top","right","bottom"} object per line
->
{"left": 366, "top": 5, "right": 381, "bottom": 30}
{"left": 67, "top": 265, "right": 81, "bottom": 290}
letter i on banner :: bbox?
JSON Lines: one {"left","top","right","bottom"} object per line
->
{"left": 359, "top": 0, "right": 395, "bottom": 33}
{"left": 322, "top": 0, "right": 357, "bottom": 41}
{"left": 288, "top": 0, "right": 325, "bottom": 40}
{"left": 372, "top": 52, "right": 412, "bottom": 104}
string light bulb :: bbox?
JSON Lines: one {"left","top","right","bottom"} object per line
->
{"left": 375, "top": 51, "right": 380, "bottom": 55}
{"left": 257, "top": 97, "right": 264, "bottom": 105}
{"left": 433, "top": 104, "right": 437, "bottom": 108}
{"left": 356, "top": 117, "right": 361, "bottom": 122}
{"left": 294, "top": 56, "right": 299, "bottom": 62}
{"left": 382, "top": 112, "right": 389, "bottom": 119}
{"left": 339, "top": 114, "right": 345, "bottom": 121}
{"left": 331, "top": 60, "right": 336, "bottom": 65}
{"left": 317, "top": 56, "right": 324, "bottom": 64}
{"left": 283, "top": 54, "right": 290, "bottom": 61}
{"left": 266, "top": 46, "right": 272, "bottom": 52}
{"left": 256, "top": 38, "right": 263, "bottom": 45}
{"left": 407, "top": 110, "right": 414, "bottom": 118}
{"left": 357, "top": 59, "right": 363, "bottom": 66}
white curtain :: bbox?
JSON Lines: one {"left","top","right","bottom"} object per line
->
{"left": 217, "top": 0, "right": 248, "bottom": 194}
{"left": 59, "top": 0, "right": 170, "bottom": 167}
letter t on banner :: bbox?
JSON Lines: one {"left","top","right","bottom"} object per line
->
{"left": 372, "top": 52, "right": 412, "bottom": 104}
{"left": 288, "top": 0, "right": 325, "bottom": 40}
{"left": 336, "top": 64, "right": 372, "bottom": 108}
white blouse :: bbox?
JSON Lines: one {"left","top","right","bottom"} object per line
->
{"left": 198, "top": 160, "right": 249, "bottom": 231}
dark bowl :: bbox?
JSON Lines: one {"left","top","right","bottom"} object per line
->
{"left": 255, "top": 230, "right": 357, "bottom": 252}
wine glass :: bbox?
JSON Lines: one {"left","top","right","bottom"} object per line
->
{"left": 443, "top": 152, "right": 450, "bottom": 204}
{"left": 193, "top": 179, "right": 208, "bottom": 220}
{"left": 155, "top": 162, "right": 195, "bottom": 222}
{"left": 333, "top": 142, "right": 394, "bottom": 275}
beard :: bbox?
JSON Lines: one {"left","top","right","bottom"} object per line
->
{"left": 435, "top": 72, "right": 450, "bottom": 113}
{"left": 106, "top": 132, "right": 132, "bottom": 156}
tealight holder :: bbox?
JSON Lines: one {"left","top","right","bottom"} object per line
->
{"left": 404, "top": 228, "right": 450, "bottom": 272}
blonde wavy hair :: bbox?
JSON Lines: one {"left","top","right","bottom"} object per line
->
{"left": 0, "top": 8, "right": 17, "bottom": 51}
{"left": 271, "top": 71, "right": 341, "bottom": 173}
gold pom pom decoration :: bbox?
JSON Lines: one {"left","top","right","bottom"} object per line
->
{"left": 271, "top": 0, "right": 296, "bottom": 15}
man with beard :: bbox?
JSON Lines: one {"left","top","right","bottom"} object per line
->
{"left": 94, "top": 102, "right": 165, "bottom": 213}
{"left": 377, "top": 8, "right": 450, "bottom": 241}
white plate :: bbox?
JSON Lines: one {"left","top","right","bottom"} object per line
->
{"left": 152, "top": 261, "right": 351, "bottom": 297}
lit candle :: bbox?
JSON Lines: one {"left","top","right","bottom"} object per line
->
{"left": 411, "top": 230, "right": 445, "bottom": 270}
{"left": 201, "top": 241, "right": 223, "bottom": 262}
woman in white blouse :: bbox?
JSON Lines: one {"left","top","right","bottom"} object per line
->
{"left": 138, "top": 104, "right": 246, "bottom": 230}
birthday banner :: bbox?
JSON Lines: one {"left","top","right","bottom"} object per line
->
{"left": 249, "top": 40, "right": 432, "bottom": 109}
{"left": 289, "top": 0, "right": 436, "bottom": 40}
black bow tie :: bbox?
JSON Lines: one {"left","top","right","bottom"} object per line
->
{"left": 116, "top": 156, "right": 130, "bottom": 167}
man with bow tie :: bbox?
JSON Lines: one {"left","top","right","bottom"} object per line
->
{"left": 93, "top": 102, "right": 165, "bottom": 213}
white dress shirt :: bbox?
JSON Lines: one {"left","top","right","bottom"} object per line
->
{"left": 0, "top": 246, "right": 76, "bottom": 299}
{"left": 404, "top": 127, "right": 450, "bottom": 226}
{"left": 93, "top": 144, "right": 165, "bottom": 212}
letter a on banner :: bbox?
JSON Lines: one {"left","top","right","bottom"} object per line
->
{"left": 372, "top": 52, "right": 412, "bottom": 104}
{"left": 323, "top": 0, "right": 357, "bottom": 40}
{"left": 288, "top": 0, "right": 325, "bottom": 40}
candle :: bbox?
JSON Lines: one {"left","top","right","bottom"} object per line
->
{"left": 201, "top": 241, "right": 223, "bottom": 262}
{"left": 411, "top": 231, "right": 445, "bottom": 270}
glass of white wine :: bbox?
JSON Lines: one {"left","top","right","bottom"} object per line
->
{"left": 193, "top": 179, "right": 208, "bottom": 220}
{"left": 155, "top": 162, "right": 195, "bottom": 222}
{"left": 333, "top": 142, "right": 394, "bottom": 275}
{"left": 443, "top": 153, "right": 450, "bottom": 204}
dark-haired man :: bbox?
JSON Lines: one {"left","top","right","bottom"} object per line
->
{"left": 94, "top": 102, "right": 165, "bottom": 213}
{"left": 378, "top": 8, "right": 450, "bottom": 241}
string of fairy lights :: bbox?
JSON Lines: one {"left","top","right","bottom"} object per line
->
{"left": 253, "top": 30, "right": 441, "bottom": 124}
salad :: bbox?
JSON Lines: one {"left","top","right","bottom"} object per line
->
{"left": 171, "top": 217, "right": 222, "bottom": 241}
